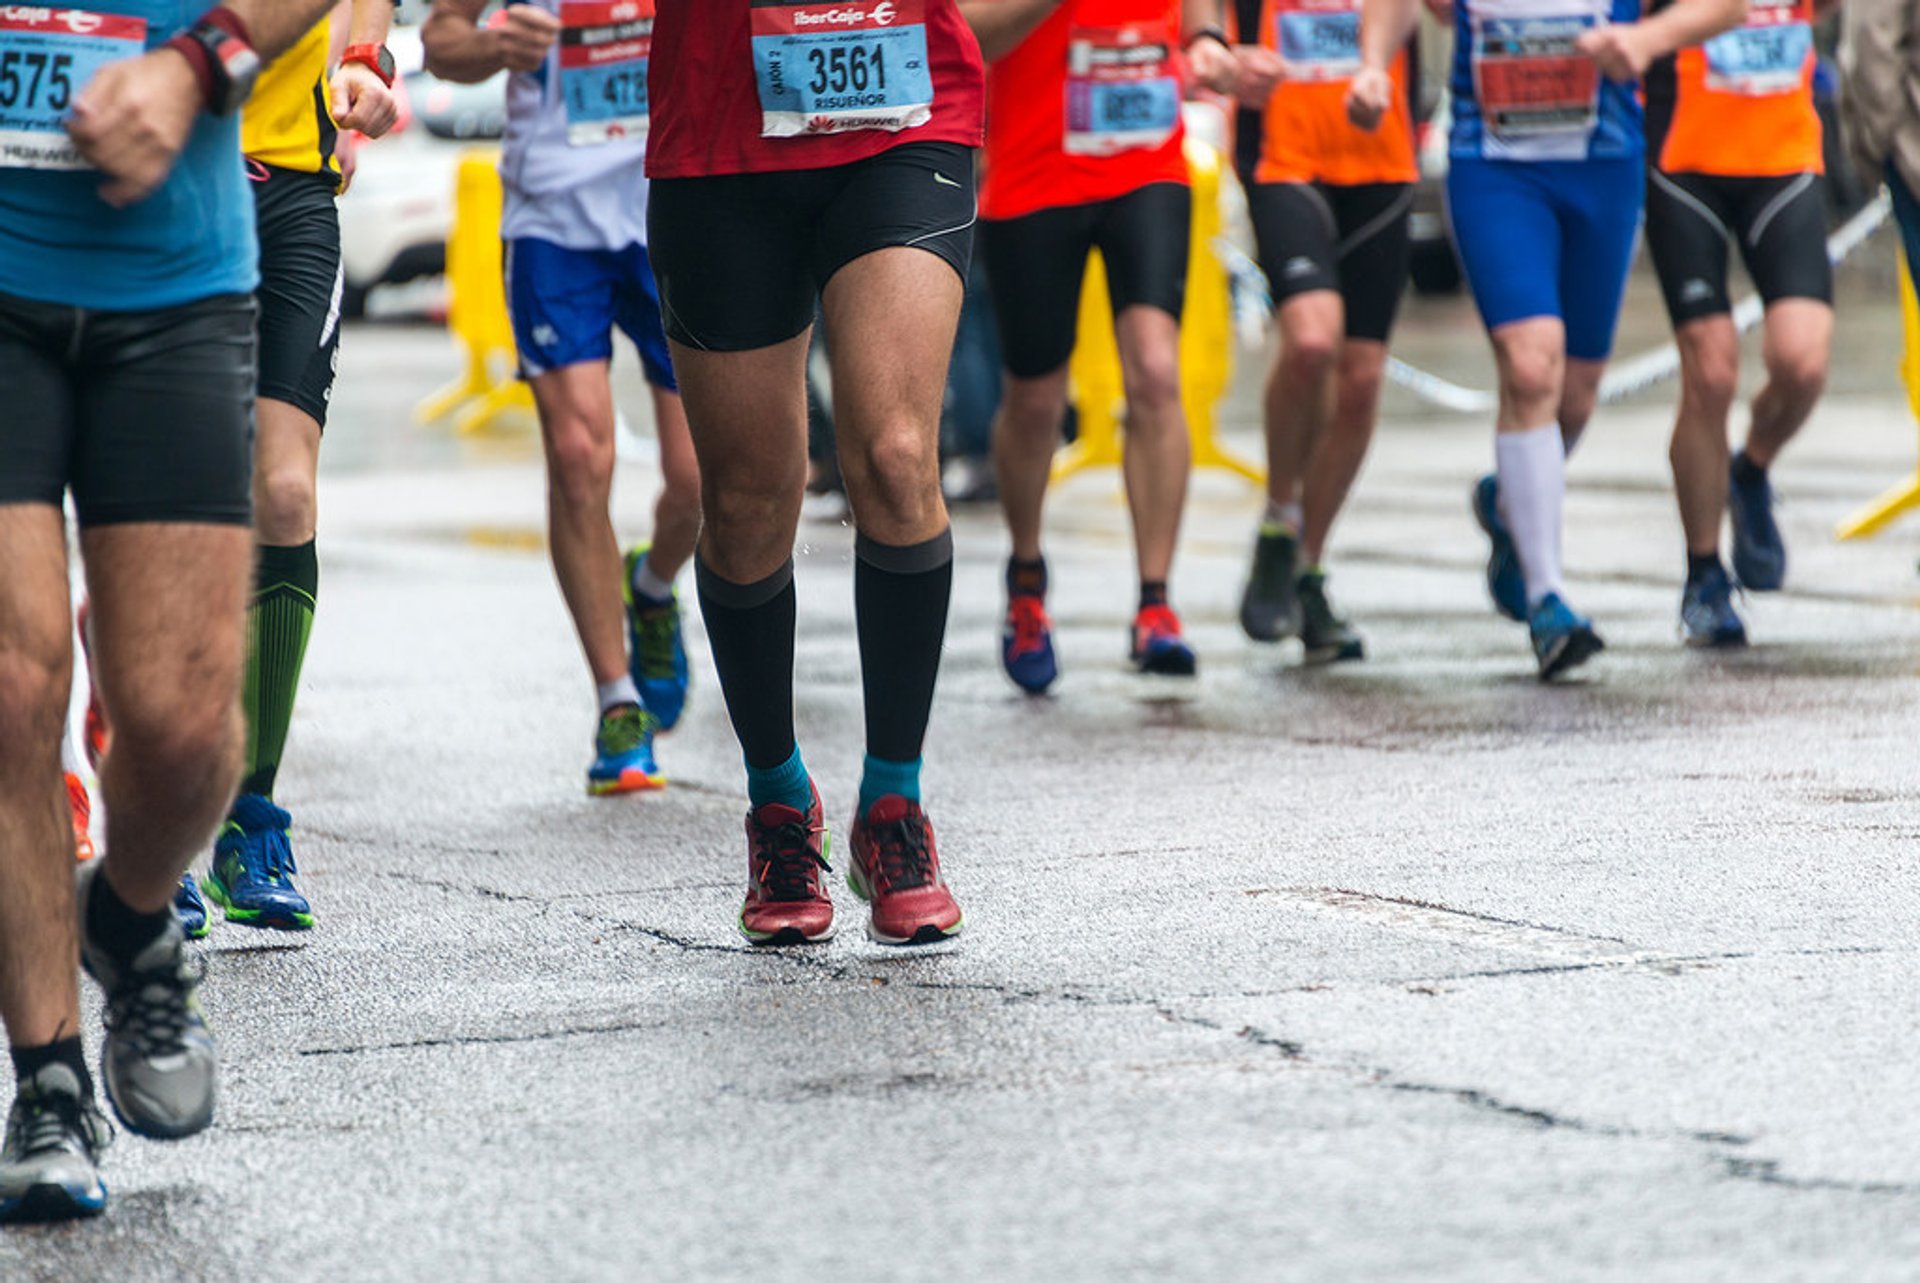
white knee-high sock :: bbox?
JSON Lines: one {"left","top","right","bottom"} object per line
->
{"left": 1496, "top": 423, "right": 1566, "bottom": 609}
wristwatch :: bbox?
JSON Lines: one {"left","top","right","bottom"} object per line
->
{"left": 165, "top": 7, "right": 261, "bottom": 116}
{"left": 340, "top": 43, "right": 396, "bottom": 88}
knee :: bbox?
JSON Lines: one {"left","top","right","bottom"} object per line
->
{"left": 1122, "top": 348, "right": 1182, "bottom": 416}
{"left": 997, "top": 377, "right": 1067, "bottom": 444}
{"left": 848, "top": 423, "right": 939, "bottom": 501}
{"left": 110, "top": 695, "right": 242, "bottom": 791}
{"left": 1769, "top": 345, "right": 1828, "bottom": 406}
{"left": 545, "top": 418, "right": 616, "bottom": 509}
{"left": 0, "top": 650, "right": 71, "bottom": 765}
{"left": 1680, "top": 351, "right": 1739, "bottom": 418}
{"left": 255, "top": 461, "right": 317, "bottom": 538}
{"left": 1501, "top": 346, "right": 1564, "bottom": 411}
{"left": 1282, "top": 330, "right": 1340, "bottom": 385}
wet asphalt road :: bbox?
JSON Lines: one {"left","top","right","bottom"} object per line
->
{"left": 6, "top": 238, "right": 1920, "bottom": 1281}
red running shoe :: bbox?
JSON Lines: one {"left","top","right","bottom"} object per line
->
{"left": 739, "top": 783, "right": 834, "bottom": 945}
{"left": 66, "top": 772, "right": 95, "bottom": 862}
{"left": 848, "top": 796, "right": 963, "bottom": 946}
{"left": 1130, "top": 603, "right": 1197, "bottom": 676}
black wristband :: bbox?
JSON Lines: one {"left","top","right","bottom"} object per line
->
{"left": 1184, "top": 25, "right": 1231, "bottom": 52}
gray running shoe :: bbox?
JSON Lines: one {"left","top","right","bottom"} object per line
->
{"left": 1240, "top": 525, "right": 1302, "bottom": 641}
{"left": 1298, "top": 571, "right": 1366, "bottom": 663}
{"left": 0, "top": 1062, "right": 110, "bottom": 1223}
{"left": 76, "top": 862, "right": 218, "bottom": 1139}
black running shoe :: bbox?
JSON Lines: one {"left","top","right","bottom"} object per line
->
{"left": 1240, "top": 525, "right": 1301, "bottom": 641}
{"left": 1298, "top": 571, "right": 1365, "bottom": 663}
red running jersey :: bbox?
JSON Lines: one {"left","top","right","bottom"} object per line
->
{"left": 647, "top": 0, "right": 985, "bottom": 178}
{"left": 980, "top": 0, "right": 1191, "bottom": 221}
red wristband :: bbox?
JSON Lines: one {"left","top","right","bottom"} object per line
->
{"left": 162, "top": 31, "right": 217, "bottom": 107}
{"left": 202, "top": 5, "right": 252, "bottom": 48}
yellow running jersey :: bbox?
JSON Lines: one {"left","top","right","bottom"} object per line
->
{"left": 241, "top": 21, "right": 338, "bottom": 180}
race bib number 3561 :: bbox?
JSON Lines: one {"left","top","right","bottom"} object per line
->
{"left": 751, "top": 0, "right": 934, "bottom": 138}
{"left": 0, "top": 7, "right": 146, "bottom": 171}
{"left": 560, "top": 0, "right": 653, "bottom": 147}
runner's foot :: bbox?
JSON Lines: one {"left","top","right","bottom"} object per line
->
{"left": 1298, "top": 571, "right": 1365, "bottom": 663}
{"left": 739, "top": 782, "right": 834, "bottom": 945}
{"left": 1131, "top": 604, "right": 1197, "bottom": 676}
{"left": 0, "top": 1063, "right": 110, "bottom": 1224}
{"left": 1728, "top": 452, "right": 1786, "bottom": 591}
{"left": 1529, "top": 592, "right": 1605, "bottom": 681}
{"left": 587, "top": 704, "right": 665, "bottom": 797}
{"left": 1240, "top": 525, "right": 1301, "bottom": 642}
{"left": 847, "top": 795, "right": 963, "bottom": 946}
{"left": 1472, "top": 474, "right": 1528, "bottom": 622}
{"left": 624, "top": 544, "right": 691, "bottom": 731}
{"left": 1681, "top": 560, "right": 1748, "bottom": 648}
{"left": 1002, "top": 593, "right": 1059, "bottom": 693}
{"left": 173, "top": 873, "right": 210, "bottom": 940}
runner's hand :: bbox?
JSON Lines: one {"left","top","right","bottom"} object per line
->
{"left": 1188, "top": 36, "right": 1242, "bottom": 97}
{"left": 66, "top": 47, "right": 201, "bottom": 208}
{"left": 1345, "top": 65, "right": 1394, "bottom": 131}
{"left": 1577, "top": 23, "right": 1651, "bottom": 82}
{"left": 497, "top": 3, "right": 560, "bottom": 73}
{"left": 336, "top": 128, "right": 360, "bottom": 194}
{"left": 332, "top": 62, "right": 400, "bottom": 139}
{"left": 1234, "top": 44, "right": 1288, "bottom": 105}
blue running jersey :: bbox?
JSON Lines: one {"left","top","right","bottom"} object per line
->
{"left": 1450, "top": 0, "right": 1644, "bottom": 162}
{"left": 0, "top": 2, "right": 256, "bottom": 310}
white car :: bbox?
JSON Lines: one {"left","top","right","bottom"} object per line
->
{"left": 337, "top": 26, "right": 505, "bottom": 316}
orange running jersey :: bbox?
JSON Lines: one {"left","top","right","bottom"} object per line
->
{"left": 1645, "top": 0, "right": 1822, "bottom": 178}
{"left": 979, "top": 0, "right": 1191, "bottom": 221}
{"left": 1244, "top": 0, "right": 1416, "bottom": 186}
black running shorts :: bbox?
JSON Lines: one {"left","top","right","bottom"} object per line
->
{"left": 647, "top": 141, "right": 976, "bottom": 353}
{"left": 252, "top": 162, "right": 344, "bottom": 427}
{"left": 977, "top": 182, "right": 1192, "bottom": 379}
{"left": 1247, "top": 180, "right": 1413, "bottom": 343}
{"left": 1645, "top": 169, "right": 1833, "bottom": 326}
{"left": 0, "top": 290, "right": 256, "bottom": 526}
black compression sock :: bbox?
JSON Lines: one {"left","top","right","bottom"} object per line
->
{"left": 1730, "top": 450, "right": 1767, "bottom": 486}
{"left": 857, "top": 531, "right": 954, "bottom": 764}
{"left": 10, "top": 1037, "right": 93, "bottom": 1100}
{"left": 1006, "top": 556, "right": 1047, "bottom": 598}
{"left": 696, "top": 557, "right": 799, "bottom": 771}
{"left": 1687, "top": 553, "right": 1723, "bottom": 584}
{"left": 85, "top": 867, "right": 174, "bottom": 964}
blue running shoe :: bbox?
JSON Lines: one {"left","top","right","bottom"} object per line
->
{"left": 1681, "top": 563, "right": 1748, "bottom": 649}
{"left": 173, "top": 873, "right": 209, "bottom": 940}
{"left": 1728, "top": 454, "right": 1786, "bottom": 591}
{"left": 1131, "top": 604, "right": 1198, "bottom": 676}
{"left": 1529, "top": 592, "right": 1605, "bottom": 681}
{"left": 1472, "top": 474, "right": 1528, "bottom": 622}
{"left": 588, "top": 703, "right": 665, "bottom": 796}
{"left": 205, "top": 794, "right": 313, "bottom": 930}
{"left": 1002, "top": 593, "right": 1059, "bottom": 693}
{"left": 623, "top": 544, "right": 691, "bottom": 731}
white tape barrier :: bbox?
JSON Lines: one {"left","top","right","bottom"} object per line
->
{"left": 1382, "top": 191, "right": 1894, "bottom": 415}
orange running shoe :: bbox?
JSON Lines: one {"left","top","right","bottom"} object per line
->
{"left": 77, "top": 597, "right": 110, "bottom": 769}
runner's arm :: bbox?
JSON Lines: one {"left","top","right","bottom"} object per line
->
{"left": 957, "top": 0, "right": 1064, "bottom": 62}
{"left": 1182, "top": 0, "right": 1242, "bottom": 95}
{"left": 424, "top": 0, "right": 559, "bottom": 82}
{"left": 1347, "top": 0, "right": 1418, "bottom": 130}
{"left": 332, "top": 0, "right": 400, "bottom": 138}
{"left": 68, "top": 0, "right": 341, "bottom": 206}
{"left": 1578, "top": 0, "right": 1745, "bottom": 82}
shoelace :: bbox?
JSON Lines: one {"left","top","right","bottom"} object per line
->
{"left": 103, "top": 953, "right": 207, "bottom": 1059}
{"left": 9, "top": 1093, "right": 105, "bottom": 1160}
{"left": 754, "top": 819, "right": 830, "bottom": 901}
{"left": 1136, "top": 605, "right": 1181, "bottom": 645}
{"left": 634, "top": 609, "right": 679, "bottom": 681}
{"left": 867, "top": 815, "right": 934, "bottom": 892}
{"left": 599, "top": 706, "right": 654, "bottom": 755}
{"left": 1007, "top": 597, "right": 1049, "bottom": 658}
{"left": 238, "top": 827, "right": 298, "bottom": 885}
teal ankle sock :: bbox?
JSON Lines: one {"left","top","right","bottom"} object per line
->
{"left": 858, "top": 755, "right": 921, "bottom": 814}
{"left": 745, "top": 746, "right": 811, "bottom": 812}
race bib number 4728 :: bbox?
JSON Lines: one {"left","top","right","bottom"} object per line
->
{"left": 560, "top": 0, "right": 653, "bottom": 146}
{"left": 751, "top": 0, "right": 934, "bottom": 138}
{"left": 0, "top": 7, "right": 146, "bottom": 171}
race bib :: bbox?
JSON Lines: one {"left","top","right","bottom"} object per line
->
{"left": 1471, "top": 12, "right": 1601, "bottom": 141}
{"left": 1702, "top": 2, "right": 1810, "bottom": 98}
{"left": 0, "top": 7, "right": 145, "bottom": 171}
{"left": 1064, "top": 22, "right": 1179, "bottom": 157}
{"left": 751, "top": 0, "right": 934, "bottom": 138}
{"left": 559, "top": 0, "right": 652, "bottom": 146}
{"left": 1275, "top": 2, "right": 1361, "bottom": 82}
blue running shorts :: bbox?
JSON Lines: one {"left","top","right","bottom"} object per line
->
{"left": 506, "top": 238, "right": 676, "bottom": 389}
{"left": 1445, "top": 155, "right": 1643, "bottom": 362}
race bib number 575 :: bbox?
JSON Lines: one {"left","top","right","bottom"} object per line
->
{"left": 0, "top": 7, "right": 146, "bottom": 171}
{"left": 752, "top": 0, "right": 934, "bottom": 138}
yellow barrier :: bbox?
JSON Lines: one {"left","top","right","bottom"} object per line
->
{"left": 413, "top": 147, "right": 535, "bottom": 435}
{"left": 1836, "top": 245, "right": 1920, "bottom": 539}
{"left": 1055, "top": 137, "right": 1262, "bottom": 485}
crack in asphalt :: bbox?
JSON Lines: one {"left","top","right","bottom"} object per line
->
{"left": 286, "top": 870, "right": 1916, "bottom": 1197}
